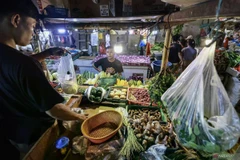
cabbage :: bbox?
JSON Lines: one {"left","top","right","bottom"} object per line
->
{"left": 52, "top": 72, "right": 58, "bottom": 80}
{"left": 62, "top": 83, "right": 78, "bottom": 94}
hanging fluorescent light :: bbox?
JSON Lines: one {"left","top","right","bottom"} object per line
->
{"left": 129, "top": 29, "right": 134, "bottom": 34}
{"left": 114, "top": 44, "right": 123, "bottom": 54}
{"left": 58, "top": 29, "right": 66, "bottom": 34}
{"left": 152, "top": 30, "right": 158, "bottom": 35}
{"left": 74, "top": 29, "right": 78, "bottom": 31}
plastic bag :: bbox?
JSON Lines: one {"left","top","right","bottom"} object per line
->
{"left": 85, "top": 138, "right": 124, "bottom": 160}
{"left": 62, "top": 108, "right": 84, "bottom": 134}
{"left": 225, "top": 77, "right": 240, "bottom": 107}
{"left": 72, "top": 136, "right": 90, "bottom": 155}
{"left": 85, "top": 86, "right": 107, "bottom": 103}
{"left": 57, "top": 54, "right": 78, "bottom": 94}
{"left": 140, "top": 144, "right": 166, "bottom": 160}
{"left": 162, "top": 42, "right": 240, "bottom": 153}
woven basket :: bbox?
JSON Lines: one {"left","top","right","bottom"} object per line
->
{"left": 81, "top": 110, "right": 122, "bottom": 144}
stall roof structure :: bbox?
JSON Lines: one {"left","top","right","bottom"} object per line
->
{"left": 43, "top": 0, "right": 240, "bottom": 29}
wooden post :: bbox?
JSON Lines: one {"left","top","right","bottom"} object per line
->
{"left": 160, "top": 29, "right": 172, "bottom": 75}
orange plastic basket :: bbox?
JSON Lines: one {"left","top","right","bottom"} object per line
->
{"left": 81, "top": 110, "right": 123, "bottom": 144}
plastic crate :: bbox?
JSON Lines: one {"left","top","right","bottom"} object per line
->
{"left": 104, "top": 86, "right": 128, "bottom": 103}
{"left": 152, "top": 60, "right": 172, "bottom": 73}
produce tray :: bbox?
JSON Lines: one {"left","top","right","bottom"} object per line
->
{"left": 104, "top": 86, "right": 128, "bottom": 103}
{"left": 127, "top": 87, "right": 157, "bottom": 106}
{"left": 126, "top": 105, "right": 172, "bottom": 150}
{"left": 126, "top": 105, "right": 166, "bottom": 124}
{"left": 127, "top": 105, "right": 161, "bottom": 111}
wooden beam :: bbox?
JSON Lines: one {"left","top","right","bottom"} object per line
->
{"left": 163, "top": 0, "right": 240, "bottom": 22}
{"left": 161, "top": 29, "right": 172, "bottom": 75}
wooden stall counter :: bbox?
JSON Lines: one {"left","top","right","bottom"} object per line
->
{"left": 23, "top": 95, "right": 83, "bottom": 160}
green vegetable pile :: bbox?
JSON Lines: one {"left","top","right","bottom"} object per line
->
{"left": 224, "top": 51, "right": 240, "bottom": 67}
{"left": 146, "top": 72, "right": 175, "bottom": 122}
{"left": 172, "top": 115, "right": 223, "bottom": 153}
{"left": 146, "top": 72, "right": 176, "bottom": 107}
{"left": 76, "top": 71, "right": 95, "bottom": 85}
{"left": 151, "top": 42, "right": 164, "bottom": 51}
{"left": 173, "top": 24, "right": 184, "bottom": 35}
{"left": 89, "top": 87, "right": 103, "bottom": 103}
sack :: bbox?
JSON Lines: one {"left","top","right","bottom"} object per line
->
{"left": 162, "top": 42, "right": 240, "bottom": 153}
{"left": 57, "top": 54, "right": 78, "bottom": 94}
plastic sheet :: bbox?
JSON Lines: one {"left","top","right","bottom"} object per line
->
{"left": 162, "top": 42, "right": 240, "bottom": 153}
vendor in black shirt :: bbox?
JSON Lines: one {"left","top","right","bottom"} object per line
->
{"left": 93, "top": 46, "right": 123, "bottom": 75}
{"left": 0, "top": 0, "right": 87, "bottom": 159}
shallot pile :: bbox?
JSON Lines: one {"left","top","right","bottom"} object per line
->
{"left": 128, "top": 109, "right": 178, "bottom": 150}
{"left": 128, "top": 88, "right": 151, "bottom": 103}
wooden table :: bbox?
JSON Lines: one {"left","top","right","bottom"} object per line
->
{"left": 24, "top": 95, "right": 83, "bottom": 160}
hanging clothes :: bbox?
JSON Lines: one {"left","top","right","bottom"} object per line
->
{"left": 145, "top": 42, "right": 151, "bottom": 56}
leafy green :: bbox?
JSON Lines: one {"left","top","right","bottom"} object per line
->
{"left": 147, "top": 72, "right": 176, "bottom": 107}
{"left": 222, "top": 51, "right": 240, "bottom": 67}
{"left": 193, "top": 125, "right": 200, "bottom": 136}
{"left": 203, "top": 142, "right": 221, "bottom": 153}
{"left": 173, "top": 24, "right": 184, "bottom": 35}
{"left": 151, "top": 42, "right": 164, "bottom": 51}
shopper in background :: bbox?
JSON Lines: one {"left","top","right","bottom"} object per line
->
{"left": 93, "top": 46, "right": 123, "bottom": 75}
{"left": 179, "top": 38, "right": 187, "bottom": 48}
{"left": 169, "top": 35, "right": 182, "bottom": 64}
{"left": 0, "top": 0, "right": 87, "bottom": 159}
{"left": 139, "top": 36, "right": 146, "bottom": 55}
{"left": 168, "top": 35, "right": 182, "bottom": 75}
{"left": 180, "top": 39, "right": 197, "bottom": 70}
{"left": 185, "top": 35, "right": 196, "bottom": 48}
{"left": 223, "top": 35, "right": 229, "bottom": 50}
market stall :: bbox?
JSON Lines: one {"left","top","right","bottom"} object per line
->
{"left": 20, "top": 0, "right": 240, "bottom": 159}
{"left": 74, "top": 55, "right": 151, "bottom": 80}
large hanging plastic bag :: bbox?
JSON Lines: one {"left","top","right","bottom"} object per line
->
{"left": 161, "top": 42, "right": 240, "bottom": 153}
{"left": 57, "top": 54, "right": 78, "bottom": 94}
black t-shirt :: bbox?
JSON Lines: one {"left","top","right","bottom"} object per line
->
{"left": 94, "top": 57, "right": 123, "bottom": 74}
{"left": 168, "top": 42, "right": 182, "bottom": 63}
{"left": 0, "top": 43, "right": 64, "bottom": 144}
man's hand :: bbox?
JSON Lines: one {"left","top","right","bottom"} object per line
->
{"left": 78, "top": 114, "right": 88, "bottom": 121}
{"left": 106, "top": 67, "right": 115, "bottom": 74}
{"left": 48, "top": 47, "right": 65, "bottom": 56}
{"left": 179, "top": 61, "right": 183, "bottom": 66}
{"left": 46, "top": 103, "right": 88, "bottom": 121}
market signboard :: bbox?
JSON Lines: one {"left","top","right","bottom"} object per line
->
{"left": 100, "top": 5, "right": 109, "bottom": 16}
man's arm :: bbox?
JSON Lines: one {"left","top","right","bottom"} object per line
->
{"left": 93, "top": 63, "right": 101, "bottom": 72}
{"left": 93, "top": 60, "right": 102, "bottom": 72}
{"left": 30, "top": 48, "right": 64, "bottom": 62}
{"left": 178, "top": 51, "right": 183, "bottom": 65}
{"left": 46, "top": 103, "right": 87, "bottom": 121}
